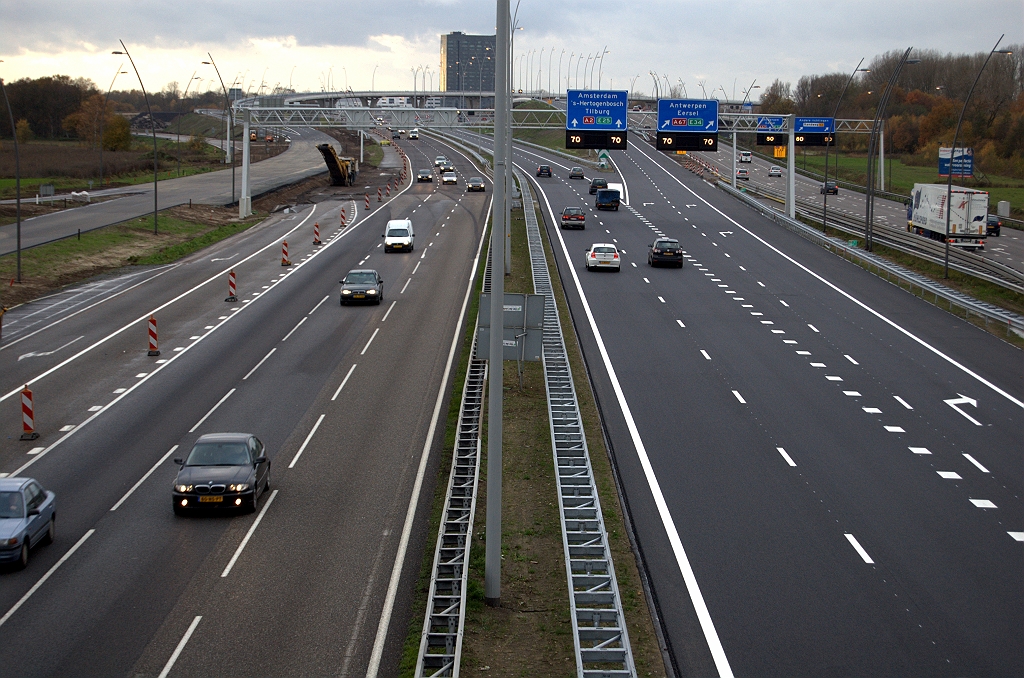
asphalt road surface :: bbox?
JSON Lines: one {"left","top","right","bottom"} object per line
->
{"left": 0, "top": 135, "right": 490, "bottom": 677}
{"left": 456, "top": 128, "right": 1022, "bottom": 677}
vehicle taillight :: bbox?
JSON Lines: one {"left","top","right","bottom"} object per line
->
{"left": 613, "top": 253, "right": 619, "bottom": 259}
{"left": 590, "top": 253, "right": 597, "bottom": 258}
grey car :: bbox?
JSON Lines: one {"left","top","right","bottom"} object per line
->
{"left": 0, "top": 477, "right": 56, "bottom": 569}
{"left": 569, "top": 167, "right": 585, "bottom": 179}
{"left": 340, "top": 269, "right": 384, "bottom": 304}
{"left": 172, "top": 433, "right": 271, "bottom": 515}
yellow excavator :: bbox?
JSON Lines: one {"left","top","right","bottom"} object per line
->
{"left": 316, "top": 143, "right": 358, "bottom": 186}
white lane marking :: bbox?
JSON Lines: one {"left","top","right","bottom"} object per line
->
{"left": 757, "top": 281, "right": 765, "bottom": 287}
{"left": 135, "top": 372, "right": 148, "bottom": 378}
{"left": 732, "top": 390, "right": 746, "bottom": 404}
{"left": 59, "top": 425, "right": 75, "bottom": 432}
{"left": 884, "top": 426, "right": 905, "bottom": 433}
{"left": 643, "top": 278, "right": 650, "bottom": 283}
{"left": 366, "top": 190, "right": 491, "bottom": 678}
{"left": 778, "top": 299, "right": 788, "bottom": 306}
{"left": 776, "top": 447, "right": 796, "bottom": 467}
{"left": 281, "top": 316, "right": 308, "bottom": 342}
{"left": 88, "top": 405, "right": 103, "bottom": 411}
{"left": 944, "top": 394, "right": 982, "bottom": 426}
{"left": 826, "top": 375, "right": 843, "bottom": 381}
{"left": 771, "top": 329, "right": 786, "bottom": 334}
{"left": 845, "top": 533, "right": 874, "bottom": 564}
{"left": 188, "top": 388, "right": 236, "bottom": 433}
{"left": 810, "top": 362, "right": 826, "bottom": 367}
{"left": 221, "top": 489, "right": 279, "bottom": 576}
{"left": 863, "top": 407, "right": 882, "bottom": 414}
{"left": 113, "top": 388, "right": 126, "bottom": 394}
{"left": 0, "top": 529, "right": 95, "bottom": 628}
{"left": 909, "top": 447, "right": 932, "bottom": 455}
{"left": 288, "top": 414, "right": 326, "bottom": 469}
{"left": 700, "top": 350, "right": 711, "bottom": 360}
{"left": 401, "top": 278, "right": 412, "bottom": 294}
{"left": 658, "top": 296, "right": 666, "bottom": 303}
{"left": 808, "top": 324, "right": 819, "bottom": 333}
{"left": 796, "top": 350, "right": 811, "bottom": 355}
{"left": 760, "top": 320, "right": 774, "bottom": 325}
{"left": 1009, "top": 532, "right": 1024, "bottom": 541}
{"left": 893, "top": 396, "right": 913, "bottom": 410}
{"left": 157, "top": 615, "right": 202, "bottom": 678}
{"left": 676, "top": 319, "right": 685, "bottom": 328}
{"left": 360, "top": 328, "right": 380, "bottom": 355}
{"left": 332, "top": 364, "right": 358, "bottom": 401}
{"left": 963, "top": 454, "right": 990, "bottom": 473}
{"left": 381, "top": 300, "right": 397, "bottom": 322}
{"left": 844, "top": 355, "right": 859, "bottom": 365}
{"left": 243, "top": 348, "right": 277, "bottom": 381}
{"left": 843, "top": 391, "right": 861, "bottom": 396}
{"left": 751, "top": 312, "right": 763, "bottom": 316}
{"left": 27, "top": 447, "right": 44, "bottom": 455}
{"left": 412, "top": 261, "right": 421, "bottom": 275}
{"left": 970, "top": 499, "right": 997, "bottom": 509}
{"left": 937, "top": 471, "right": 961, "bottom": 479}
{"left": 783, "top": 340, "right": 798, "bottom": 344}
{"left": 17, "top": 335, "right": 85, "bottom": 361}
{"left": 420, "top": 250, "right": 426, "bottom": 259}
{"left": 309, "top": 294, "right": 330, "bottom": 315}
{"left": 111, "top": 445, "right": 179, "bottom": 511}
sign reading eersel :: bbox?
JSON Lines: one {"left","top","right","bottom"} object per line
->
{"left": 565, "top": 90, "right": 628, "bottom": 130}
{"left": 657, "top": 99, "right": 719, "bottom": 132}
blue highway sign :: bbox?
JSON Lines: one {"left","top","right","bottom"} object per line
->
{"left": 757, "top": 116, "right": 785, "bottom": 132}
{"left": 566, "top": 90, "right": 628, "bottom": 131}
{"left": 658, "top": 99, "right": 719, "bottom": 133}
{"left": 794, "top": 117, "right": 835, "bottom": 134}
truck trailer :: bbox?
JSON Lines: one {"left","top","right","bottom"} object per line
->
{"left": 907, "top": 184, "right": 987, "bottom": 251}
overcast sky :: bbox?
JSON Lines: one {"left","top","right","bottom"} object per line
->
{"left": 2, "top": 1, "right": 1022, "bottom": 100}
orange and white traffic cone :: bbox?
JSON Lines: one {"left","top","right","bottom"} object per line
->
{"left": 225, "top": 270, "right": 238, "bottom": 302}
{"left": 365, "top": 194, "right": 370, "bottom": 210}
{"left": 281, "top": 240, "right": 292, "bottom": 266}
{"left": 386, "top": 182, "right": 391, "bottom": 197}
{"left": 377, "top": 187, "right": 382, "bottom": 202}
{"left": 313, "top": 222, "right": 322, "bottom": 246}
{"left": 20, "top": 385, "right": 39, "bottom": 441}
{"left": 147, "top": 316, "right": 161, "bottom": 356}
{"left": 340, "top": 208, "right": 346, "bottom": 228}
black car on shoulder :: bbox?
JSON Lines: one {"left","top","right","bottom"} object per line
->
{"left": 589, "top": 177, "right": 608, "bottom": 194}
{"left": 172, "top": 433, "right": 271, "bottom": 515}
{"left": 820, "top": 180, "right": 839, "bottom": 195}
{"left": 340, "top": 269, "right": 384, "bottom": 304}
{"left": 648, "top": 238, "right": 683, "bottom": 268}
{"left": 536, "top": 165, "right": 552, "bottom": 177}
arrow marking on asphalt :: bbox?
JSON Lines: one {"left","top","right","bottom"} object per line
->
{"left": 210, "top": 254, "right": 239, "bottom": 262}
{"left": 719, "top": 231, "right": 733, "bottom": 238}
{"left": 19, "top": 336, "right": 84, "bottom": 361}
{"left": 944, "top": 394, "right": 982, "bottom": 426}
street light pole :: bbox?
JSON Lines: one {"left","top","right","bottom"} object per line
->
{"left": 203, "top": 54, "right": 236, "bottom": 207}
{"left": 822, "top": 59, "right": 867, "bottom": 233}
{"left": 597, "top": 47, "right": 609, "bottom": 88}
{"left": 943, "top": 35, "right": 1011, "bottom": 277}
{"left": 113, "top": 41, "right": 159, "bottom": 235}
{"left": 99, "top": 64, "right": 127, "bottom": 188}
{"left": 0, "top": 72, "right": 22, "bottom": 283}
{"left": 176, "top": 71, "right": 199, "bottom": 177}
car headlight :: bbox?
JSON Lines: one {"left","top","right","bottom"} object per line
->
{"left": 653, "top": 249, "right": 661, "bottom": 253}
{"left": 342, "top": 289, "right": 352, "bottom": 295}
{"left": 229, "top": 483, "right": 250, "bottom": 492}
{"left": 367, "top": 289, "right": 377, "bottom": 295}
{"left": 175, "top": 484, "right": 192, "bottom": 493}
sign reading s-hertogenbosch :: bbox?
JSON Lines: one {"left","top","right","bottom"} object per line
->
{"left": 757, "top": 116, "right": 785, "bottom": 131}
{"left": 565, "top": 90, "right": 628, "bottom": 130}
{"left": 794, "top": 117, "right": 835, "bottom": 134}
{"left": 657, "top": 99, "right": 719, "bottom": 133}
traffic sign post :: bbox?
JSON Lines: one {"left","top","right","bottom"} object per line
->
{"left": 565, "top": 89, "right": 628, "bottom": 149}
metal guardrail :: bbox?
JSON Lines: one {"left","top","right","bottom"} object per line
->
{"left": 716, "top": 180, "right": 1024, "bottom": 338}
{"left": 518, "top": 168, "right": 636, "bottom": 677}
{"left": 414, "top": 255, "right": 491, "bottom": 677}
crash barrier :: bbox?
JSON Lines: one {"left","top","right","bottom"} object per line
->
{"left": 20, "top": 386, "right": 39, "bottom": 441}
{"left": 147, "top": 316, "right": 160, "bottom": 356}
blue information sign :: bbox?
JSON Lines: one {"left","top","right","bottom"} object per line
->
{"left": 657, "top": 99, "right": 719, "bottom": 133}
{"left": 757, "top": 116, "right": 785, "bottom": 132}
{"left": 939, "top": 147, "right": 974, "bottom": 178}
{"left": 565, "top": 90, "right": 628, "bottom": 131}
{"left": 794, "top": 117, "right": 835, "bottom": 134}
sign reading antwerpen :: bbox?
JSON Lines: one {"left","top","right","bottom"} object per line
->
{"left": 657, "top": 99, "right": 719, "bottom": 132}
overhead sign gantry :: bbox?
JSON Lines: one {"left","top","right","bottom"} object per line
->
{"left": 564, "top": 89, "right": 628, "bottom": 150}
{"left": 793, "top": 117, "right": 835, "bottom": 146}
{"left": 655, "top": 99, "right": 719, "bottom": 151}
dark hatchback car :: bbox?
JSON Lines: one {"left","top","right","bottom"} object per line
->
{"left": 439, "top": 161, "right": 455, "bottom": 172}
{"left": 648, "top": 238, "right": 683, "bottom": 268}
{"left": 467, "top": 177, "right": 486, "bottom": 192}
{"left": 569, "top": 167, "right": 585, "bottom": 180}
{"left": 417, "top": 169, "right": 433, "bottom": 182}
{"left": 172, "top": 433, "right": 270, "bottom": 515}
{"left": 561, "top": 206, "right": 586, "bottom": 229}
{"left": 0, "top": 477, "right": 55, "bottom": 569}
{"left": 536, "top": 165, "right": 552, "bottom": 177}
{"left": 986, "top": 214, "right": 1001, "bottom": 237}
{"left": 589, "top": 177, "right": 608, "bottom": 194}
{"left": 340, "top": 269, "right": 384, "bottom": 304}
{"left": 820, "top": 180, "right": 839, "bottom": 195}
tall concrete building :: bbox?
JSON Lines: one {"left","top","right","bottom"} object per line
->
{"left": 440, "top": 32, "right": 495, "bottom": 92}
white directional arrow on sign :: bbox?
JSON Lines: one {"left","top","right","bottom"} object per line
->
{"left": 571, "top": 119, "right": 578, "bottom": 127}
{"left": 944, "top": 394, "right": 982, "bottom": 426}
{"left": 719, "top": 231, "right": 734, "bottom": 238}
{"left": 616, "top": 120, "right": 622, "bottom": 128}
{"left": 661, "top": 120, "right": 670, "bottom": 129}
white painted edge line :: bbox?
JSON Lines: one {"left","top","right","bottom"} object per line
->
{"left": 963, "top": 453, "right": 990, "bottom": 473}
{"left": 288, "top": 414, "right": 326, "bottom": 469}
{"left": 776, "top": 447, "right": 797, "bottom": 467}
{"left": 700, "top": 350, "right": 711, "bottom": 360}
{"left": 381, "top": 300, "right": 397, "bottom": 322}
{"left": 627, "top": 139, "right": 1024, "bottom": 411}
{"left": 332, "top": 364, "right": 358, "bottom": 401}
{"left": 110, "top": 445, "right": 179, "bottom": 511}
{"left": 732, "top": 390, "right": 746, "bottom": 404}
{"left": 221, "top": 489, "right": 279, "bottom": 577}
{"left": 243, "top": 348, "right": 276, "bottom": 381}
{"left": 360, "top": 327, "right": 380, "bottom": 356}
{"left": 188, "top": 388, "right": 236, "bottom": 433}
{"left": 365, "top": 186, "right": 491, "bottom": 678}
{"left": 281, "top": 316, "right": 307, "bottom": 342}
{"left": 844, "top": 533, "right": 874, "bottom": 564}
{"left": 309, "top": 294, "right": 331, "bottom": 315}
{"left": 1008, "top": 532, "right": 1024, "bottom": 542}
{"left": 529, "top": 175, "right": 734, "bottom": 678}
{"left": 0, "top": 528, "right": 95, "bottom": 628}
{"left": 156, "top": 615, "right": 202, "bottom": 678}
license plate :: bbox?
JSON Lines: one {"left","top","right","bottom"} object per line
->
{"left": 354, "top": 294, "right": 365, "bottom": 299}
{"left": 199, "top": 496, "right": 223, "bottom": 503}
{"left": 599, "top": 261, "right": 610, "bottom": 265}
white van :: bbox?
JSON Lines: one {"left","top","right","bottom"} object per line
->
{"left": 739, "top": 151, "right": 752, "bottom": 163}
{"left": 383, "top": 219, "right": 414, "bottom": 252}
{"left": 408, "top": 129, "right": 419, "bottom": 139}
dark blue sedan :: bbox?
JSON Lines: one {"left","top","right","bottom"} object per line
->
{"left": 0, "top": 477, "right": 56, "bottom": 570}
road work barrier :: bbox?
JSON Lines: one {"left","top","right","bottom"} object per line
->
{"left": 20, "top": 386, "right": 39, "bottom": 441}
{"left": 365, "top": 194, "right": 370, "bottom": 210}
{"left": 314, "top": 222, "right": 322, "bottom": 246}
{"left": 386, "top": 181, "right": 392, "bottom": 197}
{"left": 340, "top": 208, "right": 347, "bottom": 227}
{"left": 377, "top": 188, "right": 382, "bottom": 202}
{"left": 225, "top": 270, "right": 238, "bottom": 302}
{"left": 281, "top": 240, "right": 292, "bottom": 266}
{"left": 147, "top": 316, "right": 160, "bottom": 356}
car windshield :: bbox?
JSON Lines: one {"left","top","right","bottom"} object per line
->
{"left": 656, "top": 241, "right": 679, "bottom": 248}
{"left": 571, "top": 168, "right": 583, "bottom": 173}
{"left": 418, "top": 170, "right": 430, "bottom": 175}
{"left": 594, "top": 247, "right": 616, "bottom": 254}
{"left": 539, "top": 166, "right": 549, "bottom": 170}
{"left": 592, "top": 179, "right": 607, "bottom": 185}
{"left": 564, "top": 208, "right": 582, "bottom": 215}
{"left": 185, "top": 442, "right": 250, "bottom": 466}
{"left": 0, "top": 491, "right": 25, "bottom": 518}
{"left": 387, "top": 228, "right": 409, "bottom": 237}
{"left": 470, "top": 177, "right": 483, "bottom": 183}
{"left": 345, "top": 272, "right": 377, "bottom": 284}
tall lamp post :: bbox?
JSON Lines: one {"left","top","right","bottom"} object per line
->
{"left": 557, "top": 49, "right": 565, "bottom": 98}
{"left": 203, "top": 54, "right": 236, "bottom": 206}
{"left": 821, "top": 59, "right": 868, "bottom": 232}
{"left": 943, "top": 35, "right": 1012, "bottom": 277}
{"left": 176, "top": 72, "right": 199, "bottom": 177}
{"left": 112, "top": 41, "right": 159, "bottom": 234}
{"left": 99, "top": 64, "right": 127, "bottom": 188}
{"left": 0, "top": 68, "right": 22, "bottom": 282}
{"left": 597, "top": 47, "right": 609, "bottom": 88}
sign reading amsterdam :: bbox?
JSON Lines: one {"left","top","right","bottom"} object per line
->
{"left": 565, "top": 90, "right": 629, "bottom": 149}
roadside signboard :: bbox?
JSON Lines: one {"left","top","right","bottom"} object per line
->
{"left": 566, "top": 90, "right": 628, "bottom": 131}
{"left": 794, "top": 117, "right": 835, "bottom": 134}
{"left": 757, "top": 116, "right": 785, "bottom": 131}
{"left": 939, "top": 147, "right": 974, "bottom": 177}
{"left": 657, "top": 99, "right": 719, "bottom": 132}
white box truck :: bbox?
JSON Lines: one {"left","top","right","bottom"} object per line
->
{"left": 907, "top": 184, "right": 988, "bottom": 251}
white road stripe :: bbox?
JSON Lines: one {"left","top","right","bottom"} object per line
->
{"left": 332, "top": 364, "right": 358, "bottom": 401}
{"left": 732, "top": 390, "right": 746, "bottom": 404}
{"left": 676, "top": 319, "right": 685, "bottom": 327}
{"left": 188, "top": 388, "right": 236, "bottom": 433}
{"left": 288, "top": 414, "right": 326, "bottom": 469}
{"left": 157, "top": 616, "right": 202, "bottom": 678}
{"left": 309, "top": 294, "right": 330, "bottom": 314}
{"left": 776, "top": 447, "right": 796, "bottom": 467}
{"left": 221, "top": 489, "right": 279, "bottom": 576}
{"left": 844, "top": 354, "right": 859, "bottom": 365}
{"left": 0, "top": 529, "right": 96, "bottom": 628}
{"left": 401, "top": 278, "right": 411, "bottom": 294}
{"left": 963, "top": 454, "right": 990, "bottom": 473}
{"left": 243, "top": 348, "right": 276, "bottom": 380}
{"left": 360, "top": 328, "right": 380, "bottom": 355}
{"left": 700, "top": 350, "right": 711, "bottom": 360}
{"left": 110, "top": 445, "right": 179, "bottom": 511}
{"left": 281, "top": 316, "right": 307, "bottom": 342}
{"left": 893, "top": 396, "right": 913, "bottom": 410}
{"left": 381, "top": 300, "right": 397, "bottom": 322}
{"left": 844, "top": 533, "right": 874, "bottom": 564}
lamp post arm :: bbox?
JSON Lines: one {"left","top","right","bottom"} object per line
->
{"left": 1, "top": 77, "right": 21, "bottom": 282}
{"left": 119, "top": 40, "right": 160, "bottom": 235}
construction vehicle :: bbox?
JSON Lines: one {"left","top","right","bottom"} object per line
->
{"left": 316, "top": 143, "right": 359, "bottom": 186}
